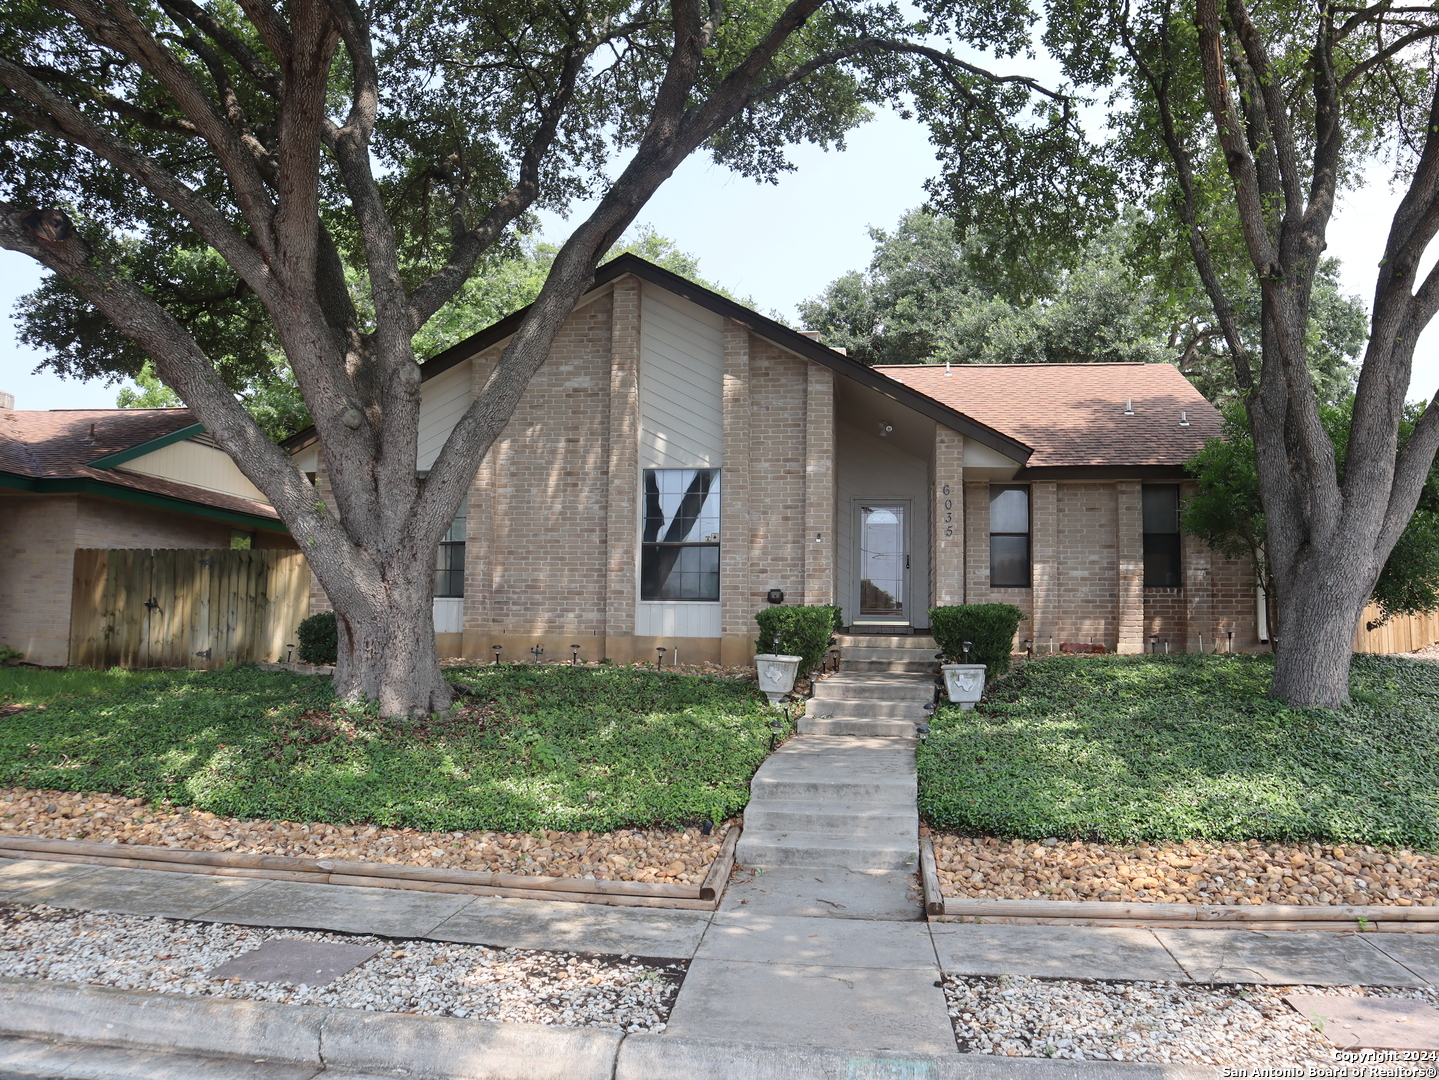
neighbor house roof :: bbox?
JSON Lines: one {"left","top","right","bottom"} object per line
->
{"left": 0, "top": 406, "right": 285, "bottom": 530}
{"left": 876, "top": 362, "right": 1221, "bottom": 475}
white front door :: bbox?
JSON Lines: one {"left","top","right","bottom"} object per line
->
{"left": 854, "top": 500, "right": 909, "bottom": 626}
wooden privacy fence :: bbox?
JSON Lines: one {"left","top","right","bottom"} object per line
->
{"left": 1352, "top": 601, "right": 1439, "bottom": 654}
{"left": 70, "top": 548, "right": 310, "bottom": 669}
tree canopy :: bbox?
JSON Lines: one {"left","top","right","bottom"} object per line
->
{"left": 798, "top": 208, "right": 1367, "bottom": 406}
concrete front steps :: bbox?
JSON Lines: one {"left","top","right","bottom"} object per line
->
{"left": 735, "top": 736, "right": 919, "bottom": 872}
{"left": 800, "top": 671, "right": 934, "bottom": 737}
{"left": 832, "top": 633, "right": 941, "bottom": 673}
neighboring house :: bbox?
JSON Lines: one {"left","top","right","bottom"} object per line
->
{"left": 0, "top": 403, "right": 294, "bottom": 665}
{"left": 289, "top": 254, "right": 1259, "bottom": 665}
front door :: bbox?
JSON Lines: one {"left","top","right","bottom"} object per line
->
{"left": 855, "top": 501, "right": 908, "bottom": 626}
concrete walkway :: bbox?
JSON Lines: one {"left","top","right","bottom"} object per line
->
{"left": 2, "top": 856, "right": 1438, "bottom": 1065}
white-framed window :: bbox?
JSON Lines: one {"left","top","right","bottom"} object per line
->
{"left": 641, "top": 468, "right": 720, "bottom": 600}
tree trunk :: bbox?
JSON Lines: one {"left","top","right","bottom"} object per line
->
{"left": 1267, "top": 533, "right": 1374, "bottom": 707}
{"left": 330, "top": 563, "right": 451, "bottom": 716}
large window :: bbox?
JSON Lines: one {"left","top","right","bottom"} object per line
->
{"left": 434, "top": 513, "right": 466, "bottom": 598}
{"left": 642, "top": 469, "right": 720, "bottom": 600}
{"left": 1143, "top": 485, "right": 1182, "bottom": 587}
{"left": 989, "top": 485, "right": 1031, "bottom": 588}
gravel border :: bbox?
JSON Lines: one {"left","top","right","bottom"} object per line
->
{"left": 944, "top": 974, "right": 1439, "bottom": 1064}
{"left": 929, "top": 832, "right": 1439, "bottom": 908}
{"left": 1, "top": 787, "right": 729, "bottom": 887}
{"left": 0, "top": 903, "right": 684, "bottom": 1032}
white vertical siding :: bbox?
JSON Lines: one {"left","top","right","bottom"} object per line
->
{"left": 836, "top": 421, "right": 933, "bottom": 628}
{"left": 123, "top": 440, "right": 268, "bottom": 503}
{"left": 636, "top": 601, "right": 721, "bottom": 637}
{"left": 638, "top": 284, "right": 724, "bottom": 469}
{"left": 433, "top": 598, "right": 464, "bottom": 633}
{"left": 417, "top": 361, "right": 473, "bottom": 471}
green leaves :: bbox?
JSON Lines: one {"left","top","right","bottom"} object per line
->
{"left": 0, "top": 663, "right": 780, "bottom": 833}
{"left": 917, "top": 654, "right": 1439, "bottom": 847}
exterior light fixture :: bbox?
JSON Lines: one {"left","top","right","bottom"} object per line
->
{"left": 656, "top": 646, "right": 667, "bottom": 669}
{"left": 492, "top": 644, "right": 502, "bottom": 664}
{"left": 1150, "top": 634, "right": 1159, "bottom": 654}
{"left": 766, "top": 588, "right": 785, "bottom": 604}
{"left": 1227, "top": 630, "right": 1234, "bottom": 653}
{"left": 829, "top": 648, "right": 840, "bottom": 672}
{"left": 570, "top": 644, "right": 581, "bottom": 666}
{"left": 285, "top": 644, "right": 295, "bottom": 662}
{"left": 961, "top": 640, "right": 972, "bottom": 663}
{"left": 1023, "top": 638, "right": 1033, "bottom": 658}
{"left": 916, "top": 724, "right": 931, "bottom": 744}
{"left": 878, "top": 422, "right": 894, "bottom": 436}
{"left": 529, "top": 643, "right": 544, "bottom": 663}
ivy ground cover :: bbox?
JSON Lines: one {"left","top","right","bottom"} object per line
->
{"left": 918, "top": 654, "right": 1439, "bottom": 849}
{"left": 0, "top": 664, "right": 779, "bottom": 833}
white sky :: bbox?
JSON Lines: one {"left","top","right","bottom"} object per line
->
{"left": 3, "top": 106, "right": 1436, "bottom": 411}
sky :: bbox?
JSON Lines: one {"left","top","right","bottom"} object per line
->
{"left": 3, "top": 106, "right": 1435, "bottom": 411}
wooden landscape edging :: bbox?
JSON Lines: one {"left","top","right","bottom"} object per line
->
{"left": 0, "top": 829, "right": 742, "bottom": 912}
{"left": 932, "top": 893, "right": 1439, "bottom": 933}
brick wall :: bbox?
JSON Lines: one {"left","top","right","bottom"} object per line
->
{"left": 74, "top": 495, "right": 235, "bottom": 549}
{"left": 746, "top": 336, "right": 808, "bottom": 611}
{"left": 1049, "top": 483, "right": 1119, "bottom": 647}
{"left": 0, "top": 495, "right": 79, "bottom": 665}
{"left": 1143, "top": 590, "right": 1187, "bottom": 650}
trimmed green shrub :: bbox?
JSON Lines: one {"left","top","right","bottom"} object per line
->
{"left": 297, "top": 611, "right": 338, "bottom": 665}
{"left": 929, "top": 603, "right": 1026, "bottom": 679}
{"left": 754, "top": 605, "right": 841, "bottom": 672}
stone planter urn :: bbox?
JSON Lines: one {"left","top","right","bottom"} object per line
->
{"left": 941, "top": 664, "right": 987, "bottom": 710}
{"left": 754, "top": 653, "right": 803, "bottom": 707}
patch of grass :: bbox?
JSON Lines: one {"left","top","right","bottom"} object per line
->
{"left": 917, "top": 654, "right": 1439, "bottom": 849}
{"left": 0, "top": 664, "right": 781, "bottom": 833}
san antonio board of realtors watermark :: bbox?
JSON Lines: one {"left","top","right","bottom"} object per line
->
{"left": 1225, "top": 1051, "right": 1439, "bottom": 1078}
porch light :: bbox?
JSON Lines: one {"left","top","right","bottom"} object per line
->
{"left": 492, "top": 644, "right": 502, "bottom": 664}
{"left": 656, "top": 646, "right": 667, "bottom": 669}
{"left": 766, "top": 588, "right": 785, "bottom": 604}
{"left": 570, "top": 644, "right": 581, "bottom": 666}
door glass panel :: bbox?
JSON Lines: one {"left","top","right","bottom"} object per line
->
{"left": 859, "top": 505, "right": 905, "bottom": 618}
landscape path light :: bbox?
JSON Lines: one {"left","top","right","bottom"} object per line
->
{"left": 491, "top": 645, "right": 502, "bottom": 664}
{"left": 570, "top": 644, "right": 581, "bottom": 666}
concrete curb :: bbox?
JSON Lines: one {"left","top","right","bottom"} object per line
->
{"left": 0, "top": 977, "right": 1222, "bottom": 1080}
{"left": 615, "top": 1034, "right": 1219, "bottom": 1080}
{"left": 0, "top": 977, "right": 620, "bottom": 1079}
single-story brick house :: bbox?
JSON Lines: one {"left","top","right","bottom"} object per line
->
{"left": 291, "top": 254, "right": 1261, "bottom": 665}
{"left": 0, "top": 403, "right": 294, "bottom": 665}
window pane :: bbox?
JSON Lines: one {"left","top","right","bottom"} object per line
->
{"left": 1142, "top": 485, "right": 1180, "bottom": 535}
{"left": 433, "top": 541, "right": 465, "bottom": 598}
{"left": 643, "top": 469, "right": 721, "bottom": 544}
{"left": 1143, "top": 534, "right": 1182, "bottom": 588}
{"left": 990, "top": 534, "right": 1031, "bottom": 587}
{"left": 641, "top": 544, "right": 719, "bottom": 600}
{"left": 990, "top": 486, "right": 1029, "bottom": 534}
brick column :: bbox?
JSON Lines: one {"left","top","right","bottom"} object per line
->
{"left": 603, "top": 277, "right": 641, "bottom": 664}
{"left": 1181, "top": 480, "right": 1212, "bottom": 652}
{"left": 964, "top": 481, "right": 989, "bottom": 602}
{"left": 462, "top": 352, "right": 497, "bottom": 655}
{"left": 1116, "top": 480, "right": 1145, "bottom": 653}
{"left": 720, "top": 324, "right": 753, "bottom": 666}
{"left": 934, "top": 427, "right": 965, "bottom": 605}
{"left": 803, "top": 365, "right": 835, "bottom": 606}
{"left": 1030, "top": 481, "right": 1058, "bottom": 646}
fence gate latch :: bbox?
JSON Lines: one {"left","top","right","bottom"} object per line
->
{"left": 194, "top": 648, "right": 212, "bottom": 659}
{"left": 143, "top": 597, "right": 160, "bottom": 611}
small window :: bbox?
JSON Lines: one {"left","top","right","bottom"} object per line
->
{"left": 434, "top": 514, "right": 465, "bottom": 598}
{"left": 641, "top": 469, "right": 720, "bottom": 600}
{"left": 989, "top": 485, "right": 1030, "bottom": 588}
{"left": 1143, "top": 485, "right": 1182, "bottom": 587}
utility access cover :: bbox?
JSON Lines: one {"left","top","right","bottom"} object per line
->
{"left": 1284, "top": 994, "right": 1439, "bottom": 1051}
{"left": 207, "top": 938, "right": 379, "bottom": 986}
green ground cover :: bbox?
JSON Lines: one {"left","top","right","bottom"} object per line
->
{"left": 0, "top": 664, "right": 780, "bottom": 832}
{"left": 918, "top": 654, "right": 1439, "bottom": 849}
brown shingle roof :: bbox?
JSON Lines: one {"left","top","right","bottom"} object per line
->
{"left": 875, "top": 362, "right": 1221, "bottom": 469}
{"left": 0, "top": 406, "right": 280, "bottom": 522}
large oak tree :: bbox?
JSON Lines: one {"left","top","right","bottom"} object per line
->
{"left": 930, "top": 0, "right": 1439, "bottom": 706}
{"left": 0, "top": 0, "right": 1073, "bottom": 714}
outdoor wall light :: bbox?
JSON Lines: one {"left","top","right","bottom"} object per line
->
{"left": 570, "top": 644, "right": 581, "bottom": 666}
{"left": 766, "top": 588, "right": 785, "bottom": 604}
{"left": 492, "top": 644, "right": 502, "bottom": 664}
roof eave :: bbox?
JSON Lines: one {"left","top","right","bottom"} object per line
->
{"left": 86, "top": 421, "right": 206, "bottom": 468}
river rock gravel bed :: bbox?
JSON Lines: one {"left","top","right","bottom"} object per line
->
{"left": 0, "top": 787, "right": 728, "bottom": 886}
{"left": 0, "top": 903, "right": 683, "bottom": 1030}
{"left": 944, "top": 974, "right": 1439, "bottom": 1063}
{"left": 928, "top": 832, "right": 1439, "bottom": 907}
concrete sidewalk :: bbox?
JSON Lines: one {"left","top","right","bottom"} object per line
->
{"left": 2, "top": 856, "right": 1436, "bottom": 1063}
